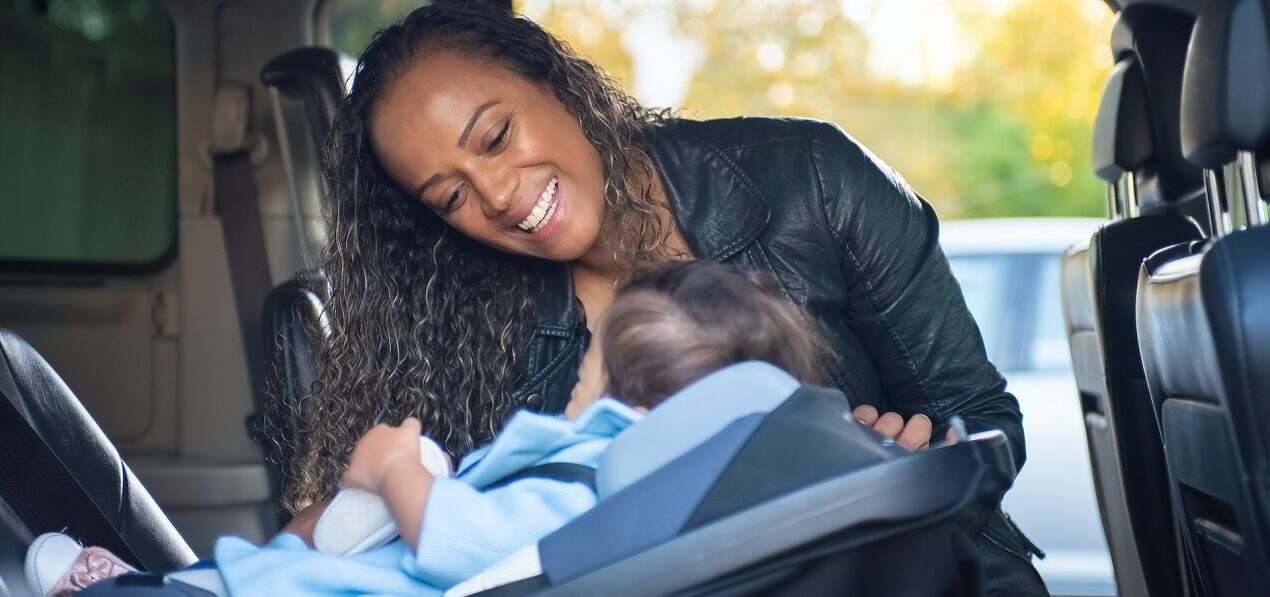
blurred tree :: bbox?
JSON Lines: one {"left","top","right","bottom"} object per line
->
{"left": 327, "top": 0, "right": 1116, "bottom": 219}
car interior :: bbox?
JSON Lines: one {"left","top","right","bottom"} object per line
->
{"left": 1, "top": 0, "right": 1269, "bottom": 595}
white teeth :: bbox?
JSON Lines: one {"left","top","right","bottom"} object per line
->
{"left": 517, "top": 177, "right": 558, "bottom": 232}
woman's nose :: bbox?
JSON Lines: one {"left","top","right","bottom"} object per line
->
{"left": 471, "top": 168, "right": 518, "bottom": 217}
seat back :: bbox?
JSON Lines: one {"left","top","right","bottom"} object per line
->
{"left": 470, "top": 385, "right": 1012, "bottom": 596}
{"left": 255, "top": 279, "right": 327, "bottom": 523}
{"left": 1061, "top": 8, "right": 1202, "bottom": 596}
{"left": 0, "top": 328, "right": 195, "bottom": 573}
{"left": 254, "top": 47, "right": 344, "bottom": 518}
{"left": 1138, "top": 1, "right": 1270, "bottom": 593}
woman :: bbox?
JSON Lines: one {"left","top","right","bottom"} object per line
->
{"left": 278, "top": 2, "right": 1047, "bottom": 594}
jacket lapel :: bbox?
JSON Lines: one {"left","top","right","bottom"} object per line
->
{"left": 646, "top": 124, "right": 772, "bottom": 261}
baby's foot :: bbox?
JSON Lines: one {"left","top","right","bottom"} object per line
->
{"left": 25, "top": 532, "right": 135, "bottom": 596}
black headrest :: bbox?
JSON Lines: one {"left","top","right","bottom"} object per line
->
{"left": 1093, "top": 57, "right": 1154, "bottom": 182}
{"left": 1181, "top": 0, "right": 1270, "bottom": 167}
{"left": 260, "top": 47, "right": 345, "bottom": 150}
{"left": 1097, "top": 6, "right": 1203, "bottom": 209}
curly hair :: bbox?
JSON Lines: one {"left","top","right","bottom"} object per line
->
{"left": 276, "top": 1, "right": 674, "bottom": 512}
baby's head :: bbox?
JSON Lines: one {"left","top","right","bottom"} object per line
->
{"left": 566, "top": 260, "right": 828, "bottom": 417}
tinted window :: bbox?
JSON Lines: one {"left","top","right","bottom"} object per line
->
{"left": 947, "top": 254, "right": 1012, "bottom": 368}
{"left": 0, "top": 0, "right": 175, "bottom": 268}
{"left": 1029, "top": 255, "right": 1070, "bottom": 370}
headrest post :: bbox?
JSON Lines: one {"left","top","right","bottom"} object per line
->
{"left": 1123, "top": 171, "right": 1140, "bottom": 218}
{"left": 1237, "top": 151, "right": 1268, "bottom": 228}
{"left": 1204, "top": 169, "right": 1231, "bottom": 237}
{"left": 1105, "top": 183, "right": 1121, "bottom": 220}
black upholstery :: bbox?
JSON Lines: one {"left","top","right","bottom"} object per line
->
{"left": 1137, "top": 226, "right": 1270, "bottom": 595}
{"left": 1063, "top": 215, "right": 1202, "bottom": 597}
{"left": 1108, "top": 6, "right": 1204, "bottom": 214}
{"left": 0, "top": 328, "right": 196, "bottom": 573}
{"left": 1092, "top": 57, "right": 1154, "bottom": 182}
{"left": 1062, "top": 8, "right": 1204, "bottom": 596}
{"left": 1133, "top": 3, "right": 1270, "bottom": 593}
{"left": 256, "top": 279, "right": 325, "bottom": 523}
{"left": 1180, "top": 0, "right": 1270, "bottom": 168}
{"left": 260, "top": 47, "right": 344, "bottom": 159}
{"left": 255, "top": 47, "right": 343, "bottom": 517}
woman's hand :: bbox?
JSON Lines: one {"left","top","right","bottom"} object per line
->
{"left": 342, "top": 417, "right": 424, "bottom": 495}
{"left": 277, "top": 497, "right": 331, "bottom": 547}
{"left": 851, "top": 405, "right": 953, "bottom": 451}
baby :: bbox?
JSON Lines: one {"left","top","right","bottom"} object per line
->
{"left": 31, "top": 260, "right": 827, "bottom": 596}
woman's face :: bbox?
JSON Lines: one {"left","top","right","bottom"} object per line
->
{"left": 371, "top": 51, "right": 608, "bottom": 262}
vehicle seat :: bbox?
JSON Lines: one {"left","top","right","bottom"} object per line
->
{"left": 458, "top": 362, "right": 1013, "bottom": 596}
{"left": 0, "top": 327, "right": 196, "bottom": 573}
{"left": 1060, "top": 8, "right": 1201, "bottom": 596}
{"left": 1137, "top": 1, "right": 1270, "bottom": 593}
{"left": 252, "top": 47, "right": 344, "bottom": 519}
{"left": 255, "top": 278, "right": 327, "bottom": 524}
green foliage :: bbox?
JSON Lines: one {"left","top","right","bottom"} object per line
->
{"left": 327, "top": 0, "right": 1115, "bottom": 220}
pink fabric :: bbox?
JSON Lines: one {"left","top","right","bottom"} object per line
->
{"left": 48, "top": 546, "right": 135, "bottom": 596}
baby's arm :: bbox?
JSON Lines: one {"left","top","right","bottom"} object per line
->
{"left": 378, "top": 458, "right": 433, "bottom": 549}
{"left": 340, "top": 417, "right": 435, "bottom": 550}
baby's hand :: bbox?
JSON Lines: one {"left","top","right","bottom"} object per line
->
{"left": 342, "top": 417, "right": 424, "bottom": 494}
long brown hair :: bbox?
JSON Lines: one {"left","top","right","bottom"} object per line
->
{"left": 277, "top": 2, "right": 673, "bottom": 511}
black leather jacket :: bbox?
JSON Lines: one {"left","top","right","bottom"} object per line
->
{"left": 512, "top": 117, "right": 1025, "bottom": 474}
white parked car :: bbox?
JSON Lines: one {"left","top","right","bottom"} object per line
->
{"left": 941, "top": 217, "right": 1114, "bottom": 597}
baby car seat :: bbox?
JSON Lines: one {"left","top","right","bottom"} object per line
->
{"left": 453, "top": 361, "right": 1014, "bottom": 596}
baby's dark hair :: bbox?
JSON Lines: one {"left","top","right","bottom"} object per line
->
{"left": 600, "top": 260, "right": 830, "bottom": 408}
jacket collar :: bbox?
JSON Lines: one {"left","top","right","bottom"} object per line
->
{"left": 531, "top": 120, "right": 774, "bottom": 331}
{"left": 646, "top": 122, "right": 772, "bottom": 261}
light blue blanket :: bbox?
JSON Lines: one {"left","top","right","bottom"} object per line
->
{"left": 213, "top": 398, "right": 641, "bottom": 596}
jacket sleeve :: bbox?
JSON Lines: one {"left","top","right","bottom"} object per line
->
{"left": 405, "top": 476, "right": 597, "bottom": 589}
{"left": 807, "top": 121, "right": 1026, "bottom": 472}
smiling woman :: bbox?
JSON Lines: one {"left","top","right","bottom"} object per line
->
{"left": 369, "top": 51, "right": 617, "bottom": 263}
{"left": 287, "top": 2, "right": 1048, "bottom": 594}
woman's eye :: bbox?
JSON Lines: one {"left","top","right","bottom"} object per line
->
{"left": 442, "top": 184, "right": 465, "bottom": 214}
{"left": 489, "top": 121, "right": 510, "bottom": 151}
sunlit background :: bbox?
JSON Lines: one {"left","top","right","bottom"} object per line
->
{"left": 329, "top": 0, "right": 1116, "bottom": 220}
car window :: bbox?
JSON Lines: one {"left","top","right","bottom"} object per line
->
{"left": 0, "top": 0, "right": 175, "bottom": 269}
{"left": 1029, "top": 255, "right": 1070, "bottom": 371}
{"left": 947, "top": 254, "right": 1012, "bottom": 369}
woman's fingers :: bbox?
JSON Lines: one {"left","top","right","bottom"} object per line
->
{"left": 873, "top": 411, "right": 905, "bottom": 439}
{"left": 896, "top": 414, "right": 933, "bottom": 451}
{"left": 852, "top": 405, "right": 880, "bottom": 426}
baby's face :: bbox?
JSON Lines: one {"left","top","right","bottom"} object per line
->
{"left": 565, "top": 340, "right": 606, "bottom": 420}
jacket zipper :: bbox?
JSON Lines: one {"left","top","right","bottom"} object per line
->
{"left": 980, "top": 529, "right": 1033, "bottom": 564}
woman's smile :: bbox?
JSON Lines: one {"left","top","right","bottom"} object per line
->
{"left": 370, "top": 51, "right": 609, "bottom": 264}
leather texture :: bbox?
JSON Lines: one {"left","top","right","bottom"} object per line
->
{"left": 1109, "top": 8, "right": 1204, "bottom": 214}
{"left": 1180, "top": 0, "right": 1270, "bottom": 168}
{"left": 1093, "top": 57, "right": 1154, "bottom": 182}
{"left": 0, "top": 328, "right": 195, "bottom": 573}
{"left": 515, "top": 117, "right": 1025, "bottom": 473}
{"left": 260, "top": 118, "right": 1025, "bottom": 472}
{"left": 1061, "top": 215, "right": 1200, "bottom": 597}
{"left": 1138, "top": 225, "right": 1270, "bottom": 595}
{"left": 255, "top": 277, "right": 325, "bottom": 524}
{"left": 261, "top": 117, "right": 1039, "bottom": 591}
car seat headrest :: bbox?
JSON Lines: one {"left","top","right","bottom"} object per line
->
{"left": 260, "top": 47, "right": 345, "bottom": 150}
{"left": 1095, "top": 8, "right": 1204, "bottom": 211}
{"left": 596, "top": 361, "right": 801, "bottom": 499}
{"left": 1093, "top": 57, "right": 1155, "bottom": 183}
{"left": 1182, "top": 0, "right": 1270, "bottom": 167}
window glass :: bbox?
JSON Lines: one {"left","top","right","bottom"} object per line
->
{"left": 0, "top": 0, "right": 176, "bottom": 268}
{"left": 947, "top": 255, "right": 1012, "bottom": 368}
{"left": 1029, "top": 255, "right": 1071, "bottom": 371}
